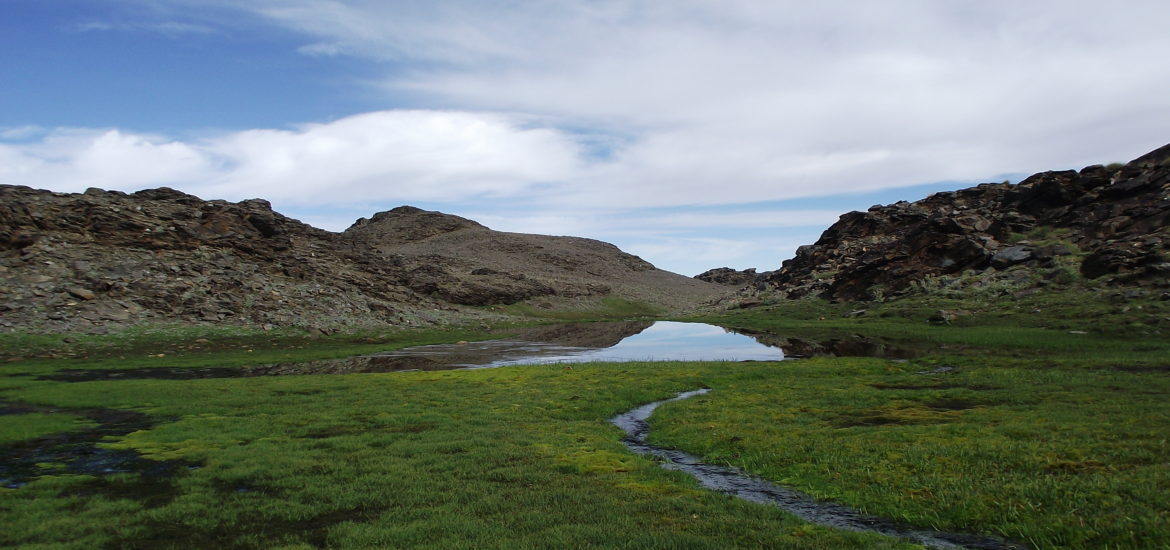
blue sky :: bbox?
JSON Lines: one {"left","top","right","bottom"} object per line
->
{"left": 3, "top": 1, "right": 1170, "bottom": 275}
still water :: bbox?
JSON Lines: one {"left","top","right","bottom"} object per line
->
{"left": 437, "top": 321, "right": 783, "bottom": 368}
{"left": 43, "top": 321, "right": 919, "bottom": 381}
{"left": 363, "top": 320, "right": 918, "bottom": 370}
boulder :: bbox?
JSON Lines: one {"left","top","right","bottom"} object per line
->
{"left": 66, "top": 287, "right": 96, "bottom": 301}
{"left": 990, "top": 246, "right": 1034, "bottom": 269}
{"left": 928, "top": 309, "right": 972, "bottom": 325}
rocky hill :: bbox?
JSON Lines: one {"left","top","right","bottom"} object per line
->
{"left": 757, "top": 143, "right": 1170, "bottom": 302}
{"left": 694, "top": 267, "right": 763, "bottom": 287}
{"left": 0, "top": 187, "right": 729, "bottom": 333}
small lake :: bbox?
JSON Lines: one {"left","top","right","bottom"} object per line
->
{"left": 412, "top": 321, "right": 784, "bottom": 368}
{"left": 42, "top": 321, "right": 920, "bottom": 381}
{"left": 357, "top": 320, "right": 919, "bottom": 371}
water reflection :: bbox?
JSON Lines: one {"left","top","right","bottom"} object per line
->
{"left": 42, "top": 321, "right": 919, "bottom": 381}
{"left": 734, "top": 330, "right": 920, "bottom": 360}
{"left": 475, "top": 321, "right": 783, "bottom": 367}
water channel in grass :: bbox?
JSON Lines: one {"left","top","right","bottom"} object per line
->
{"left": 612, "top": 389, "right": 1027, "bottom": 550}
{"left": 42, "top": 321, "right": 922, "bottom": 381}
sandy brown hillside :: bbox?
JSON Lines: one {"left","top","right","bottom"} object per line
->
{"left": 0, "top": 188, "right": 730, "bottom": 333}
{"left": 343, "top": 206, "right": 725, "bottom": 311}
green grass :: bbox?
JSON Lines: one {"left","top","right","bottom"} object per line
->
{"left": 726, "top": 264, "right": 1170, "bottom": 339}
{"left": 2, "top": 298, "right": 1169, "bottom": 548}
{"left": 0, "top": 412, "right": 97, "bottom": 444}
{"left": 1, "top": 364, "right": 911, "bottom": 549}
{"left": 649, "top": 357, "right": 1170, "bottom": 550}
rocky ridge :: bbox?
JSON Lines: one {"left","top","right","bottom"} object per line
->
{"left": 0, "top": 187, "right": 729, "bottom": 333}
{"left": 756, "top": 143, "right": 1170, "bottom": 302}
{"left": 694, "top": 267, "right": 764, "bottom": 287}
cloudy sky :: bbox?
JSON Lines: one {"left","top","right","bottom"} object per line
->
{"left": 4, "top": 1, "right": 1170, "bottom": 275}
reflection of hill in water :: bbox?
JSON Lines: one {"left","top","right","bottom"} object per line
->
{"left": 254, "top": 321, "right": 656, "bottom": 374}
{"left": 246, "top": 355, "right": 457, "bottom": 375}
{"left": 506, "top": 321, "right": 653, "bottom": 348}
{"left": 730, "top": 330, "right": 921, "bottom": 360}
{"left": 41, "top": 322, "right": 655, "bottom": 381}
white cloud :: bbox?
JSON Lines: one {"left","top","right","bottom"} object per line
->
{"left": 0, "top": 111, "right": 582, "bottom": 205}
{"left": 0, "top": 129, "right": 212, "bottom": 191}
{"left": 82, "top": 2, "right": 1170, "bottom": 204}
{"left": 75, "top": 20, "right": 216, "bottom": 35}
{"left": 200, "top": 110, "right": 583, "bottom": 205}
{"left": 169, "top": 0, "right": 1170, "bottom": 207}
{"left": 0, "top": 126, "right": 45, "bottom": 140}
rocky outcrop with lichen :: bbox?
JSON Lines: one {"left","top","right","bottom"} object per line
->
{"left": 759, "top": 143, "right": 1170, "bottom": 302}
{"left": 694, "top": 267, "right": 765, "bottom": 287}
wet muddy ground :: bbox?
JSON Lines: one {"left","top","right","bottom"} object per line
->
{"left": 0, "top": 400, "right": 190, "bottom": 491}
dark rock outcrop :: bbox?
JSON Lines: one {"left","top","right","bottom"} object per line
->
{"left": 0, "top": 187, "right": 729, "bottom": 333}
{"left": 760, "top": 143, "right": 1170, "bottom": 301}
{"left": 695, "top": 267, "right": 762, "bottom": 287}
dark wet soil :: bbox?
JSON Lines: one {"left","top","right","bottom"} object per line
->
{"left": 611, "top": 390, "right": 1028, "bottom": 550}
{"left": 0, "top": 400, "right": 190, "bottom": 492}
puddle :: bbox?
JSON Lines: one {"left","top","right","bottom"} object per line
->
{"left": 0, "top": 401, "right": 189, "bottom": 491}
{"left": 611, "top": 390, "right": 1027, "bottom": 550}
{"left": 41, "top": 321, "right": 922, "bottom": 382}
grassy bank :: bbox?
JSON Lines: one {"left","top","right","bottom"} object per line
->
{"left": 2, "top": 306, "right": 1168, "bottom": 548}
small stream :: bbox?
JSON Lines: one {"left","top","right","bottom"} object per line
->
{"left": 611, "top": 390, "right": 1027, "bottom": 550}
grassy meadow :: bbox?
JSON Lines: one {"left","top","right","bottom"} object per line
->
{"left": 1, "top": 301, "right": 1168, "bottom": 549}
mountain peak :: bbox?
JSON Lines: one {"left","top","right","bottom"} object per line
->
{"left": 344, "top": 205, "right": 487, "bottom": 244}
